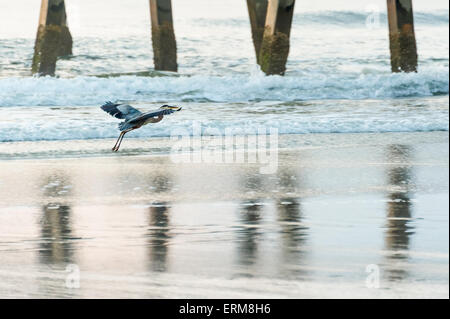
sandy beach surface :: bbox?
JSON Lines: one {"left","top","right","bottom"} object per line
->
{"left": 0, "top": 131, "right": 448, "bottom": 298}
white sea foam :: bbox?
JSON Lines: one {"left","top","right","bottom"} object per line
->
{"left": 0, "top": 67, "right": 448, "bottom": 107}
{"left": 0, "top": 96, "right": 447, "bottom": 142}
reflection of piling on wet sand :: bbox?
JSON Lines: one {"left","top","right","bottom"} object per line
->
{"left": 39, "top": 172, "right": 75, "bottom": 265}
{"left": 40, "top": 204, "right": 74, "bottom": 264}
{"left": 236, "top": 173, "right": 264, "bottom": 270}
{"left": 237, "top": 200, "right": 263, "bottom": 270}
{"left": 32, "top": 0, "right": 419, "bottom": 76}
{"left": 384, "top": 145, "right": 415, "bottom": 281}
{"left": 276, "top": 168, "right": 308, "bottom": 277}
{"left": 148, "top": 204, "right": 171, "bottom": 272}
{"left": 234, "top": 166, "right": 309, "bottom": 277}
{"left": 147, "top": 171, "right": 173, "bottom": 272}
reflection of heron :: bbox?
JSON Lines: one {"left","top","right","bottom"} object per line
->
{"left": 101, "top": 101, "right": 182, "bottom": 152}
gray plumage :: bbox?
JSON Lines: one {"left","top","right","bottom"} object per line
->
{"left": 101, "top": 102, "right": 142, "bottom": 120}
{"left": 100, "top": 101, "right": 182, "bottom": 151}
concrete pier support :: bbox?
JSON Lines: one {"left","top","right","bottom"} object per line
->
{"left": 259, "top": 0, "right": 295, "bottom": 75}
{"left": 387, "top": 0, "right": 418, "bottom": 72}
{"left": 247, "top": 0, "right": 268, "bottom": 65}
{"left": 32, "top": 0, "right": 73, "bottom": 76}
{"left": 149, "top": 0, "right": 177, "bottom": 72}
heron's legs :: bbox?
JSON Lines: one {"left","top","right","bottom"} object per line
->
{"left": 114, "top": 131, "right": 127, "bottom": 151}
{"left": 112, "top": 129, "right": 133, "bottom": 152}
{"left": 112, "top": 132, "right": 125, "bottom": 152}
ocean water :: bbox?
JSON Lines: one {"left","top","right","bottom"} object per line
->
{"left": 0, "top": 0, "right": 448, "bottom": 142}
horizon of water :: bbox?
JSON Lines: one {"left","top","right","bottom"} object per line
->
{"left": 0, "top": 0, "right": 448, "bottom": 143}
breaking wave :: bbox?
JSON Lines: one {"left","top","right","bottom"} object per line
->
{"left": 0, "top": 67, "right": 448, "bottom": 107}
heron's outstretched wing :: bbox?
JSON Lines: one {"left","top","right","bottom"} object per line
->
{"left": 130, "top": 107, "right": 182, "bottom": 123}
{"left": 101, "top": 101, "right": 142, "bottom": 120}
{"left": 144, "top": 107, "right": 181, "bottom": 118}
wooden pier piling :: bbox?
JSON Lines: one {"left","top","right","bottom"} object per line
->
{"left": 247, "top": 0, "right": 269, "bottom": 65}
{"left": 32, "top": 0, "right": 72, "bottom": 76}
{"left": 26, "top": 1, "right": 421, "bottom": 77}
{"left": 258, "top": 0, "right": 295, "bottom": 75}
{"left": 387, "top": 0, "right": 418, "bottom": 72}
{"left": 149, "top": 0, "right": 178, "bottom": 72}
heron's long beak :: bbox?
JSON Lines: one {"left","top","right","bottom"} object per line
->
{"left": 166, "top": 105, "right": 182, "bottom": 111}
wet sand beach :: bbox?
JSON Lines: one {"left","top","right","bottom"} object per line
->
{"left": 0, "top": 132, "right": 448, "bottom": 298}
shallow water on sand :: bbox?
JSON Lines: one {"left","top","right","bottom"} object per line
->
{"left": 0, "top": 132, "right": 448, "bottom": 298}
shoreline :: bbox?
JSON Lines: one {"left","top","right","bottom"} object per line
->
{"left": 0, "top": 130, "right": 448, "bottom": 161}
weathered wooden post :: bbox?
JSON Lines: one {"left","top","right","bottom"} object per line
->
{"left": 387, "top": 0, "right": 418, "bottom": 72}
{"left": 32, "top": 0, "right": 72, "bottom": 76}
{"left": 247, "top": 0, "right": 268, "bottom": 65}
{"left": 259, "top": 0, "right": 295, "bottom": 75}
{"left": 149, "top": 0, "right": 177, "bottom": 72}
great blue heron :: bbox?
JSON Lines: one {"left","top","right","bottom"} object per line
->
{"left": 101, "top": 101, "right": 182, "bottom": 152}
